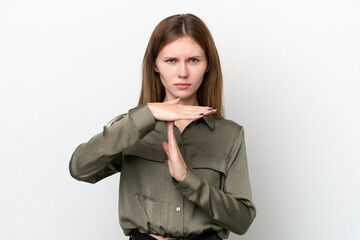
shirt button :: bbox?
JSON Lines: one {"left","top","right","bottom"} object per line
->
{"left": 176, "top": 207, "right": 181, "bottom": 212}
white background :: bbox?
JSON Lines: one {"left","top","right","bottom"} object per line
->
{"left": 1, "top": 0, "right": 359, "bottom": 239}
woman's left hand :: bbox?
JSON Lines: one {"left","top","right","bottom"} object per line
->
{"left": 162, "top": 121, "right": 187, "bottom": 182}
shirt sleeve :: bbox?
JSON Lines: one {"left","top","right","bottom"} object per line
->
{"left": 69, "top": 104, "right": 156, "bottom": 183}
{"left": 173, "top": 127, "right": 256, "bottom": 235}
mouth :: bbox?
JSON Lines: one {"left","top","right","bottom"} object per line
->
{"left": 174, "top": 83, "right": 191, "bottom": 89}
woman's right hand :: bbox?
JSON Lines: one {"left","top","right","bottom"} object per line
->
{"left": 147, "top": 97, "right": 217, "bottom": 121}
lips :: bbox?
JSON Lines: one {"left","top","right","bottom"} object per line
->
{"left": 174, "top": 83, "right": 191, "bottom": 89}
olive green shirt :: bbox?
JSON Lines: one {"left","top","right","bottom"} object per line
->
{"left": 69, "top": 104, "right": 256, "bottom": 239}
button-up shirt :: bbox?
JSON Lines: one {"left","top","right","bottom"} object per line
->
{"left": 69, "top": 104, "right": 256, "bottom": 239}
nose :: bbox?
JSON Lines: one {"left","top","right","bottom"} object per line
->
{"left": 178, "top": 62, "right": 189, "bottom": 79}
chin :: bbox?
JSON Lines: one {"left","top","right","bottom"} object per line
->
{"left": 167, "top": 89, "right": 197, "bottom": 102}
{"left": 175, "top": 92, "right": 193, "bottom": 99}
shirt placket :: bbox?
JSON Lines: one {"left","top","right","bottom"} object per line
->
{"left": 171, "top": 122, "right": 196, "bottom": 237}
{"left": 178, "top": 125, "right": 192, "bottom": 237}
{"left": 170, "top": 127, "right": 185, "bottom": 237}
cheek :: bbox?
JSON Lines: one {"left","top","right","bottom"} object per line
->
{"left": 158, "top": 66, "right": 175, "bottom": 83}
{"left": 158, "top": 70, "right": 170, "bottom": 82}
{"left": 193, "top": 66, "right": 207, "bottom": 83}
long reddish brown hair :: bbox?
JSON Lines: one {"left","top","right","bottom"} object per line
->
{"left": 138, "top": 14, "right": 224, "bottom": 119}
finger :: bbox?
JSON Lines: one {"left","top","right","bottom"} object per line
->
{"left": 196, "top": 107, "right": 217, "bottom": 114}
{"left": 178, "top": 106, "right": 217, "bottom": 116}
{"left": 162, "top": 141, "right": 170, "bottom": 157}
{"left": 177, "top": 105, "right": 211, "bottom": 112}
{"left": 167, "top": 121, "right": 177, "bottom": 149}
{"left": 166, "top": 97, "right": 180, "bottom": 104}
{"left": 202, "top": 108, "right": 217, "bottom": 116}
{"left": 187, "top": 109, "right": 216, "bottom": 120}
{"left": 167, "top": 121, "right": 174, "bottom": 139}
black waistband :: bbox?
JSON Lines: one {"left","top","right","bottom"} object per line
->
{"left": 130, "top": 229, "right": 221, "bottom": 240}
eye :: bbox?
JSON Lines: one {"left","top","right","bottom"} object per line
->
{"left": 165, "top": 59, "right": 176, "bottom": 63}
{"left": 189, "top": 58, "right": 199, "bottom": 63}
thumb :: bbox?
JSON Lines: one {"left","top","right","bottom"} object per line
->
{"left": 162, "top": 141, "right": 170, "bottom": 156}
{"left": 167, "top": 96, "right": 180, "bottom": 104}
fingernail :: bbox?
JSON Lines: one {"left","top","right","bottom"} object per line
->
{"left": 199, "top": 113, "right": 204, "bottom": 115}
{"left": 208, "top": 107, "right": 213, "bottom": 110}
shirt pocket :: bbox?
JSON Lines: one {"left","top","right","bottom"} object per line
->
{"left": 191, "top": 152, "right": 228, "bottom": 189}
{"left": 121, "top": 142, "right": 166, "bottom": 202}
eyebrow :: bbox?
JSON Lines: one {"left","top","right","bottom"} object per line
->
{"left": 163, "top": 56, "right": 203, "bottom": 59}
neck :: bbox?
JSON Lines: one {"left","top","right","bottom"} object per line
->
{"left": 165, "top": 95, "right": 199, "bottom": 106}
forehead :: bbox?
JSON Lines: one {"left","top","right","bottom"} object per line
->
{"left": 159, "top": 36, "right": 205, "bottom": 57}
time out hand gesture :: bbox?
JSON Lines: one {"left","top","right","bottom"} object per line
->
{"left": 148, "top": 97, "right": 217, "bottom": 182}
{"left": 147, "top": 97, "right": 216, "bottom": 121}
{"left": 162, "top": 121, "right": 187, "bottom": 182}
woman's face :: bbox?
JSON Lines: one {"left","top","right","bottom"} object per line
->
{"left": 155, "top": 36, "right": 208, "bottom": 105}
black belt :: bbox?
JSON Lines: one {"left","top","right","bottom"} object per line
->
{"left": 130, "top": 229, "right": 221, "bottom": 240}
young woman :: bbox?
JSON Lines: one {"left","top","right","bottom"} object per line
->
{"left": 69, "top": 14, "right": 256, "bottom": 240}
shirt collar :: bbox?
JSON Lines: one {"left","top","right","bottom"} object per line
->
{"left": 202, "top": 114, "right": 215, "bottom": 130}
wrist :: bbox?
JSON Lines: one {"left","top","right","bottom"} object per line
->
{"left": 176, "top": 169, "right": 187, "bottom": 182}
{"left": 147, "top": 103, "right": 157, "bottom": 119}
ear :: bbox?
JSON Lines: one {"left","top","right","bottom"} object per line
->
{"left": 205, "top": 64, "right": 210, "bottom": 73}
{"left": 154, "top": 64, "right": 159, "bottom": 73}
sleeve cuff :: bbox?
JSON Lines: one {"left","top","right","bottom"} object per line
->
{"left": 128, "top": 104, "right": 156, "bottom": 139}
{"left": 173, "top": 169, "right": 202, "bottom": 198}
